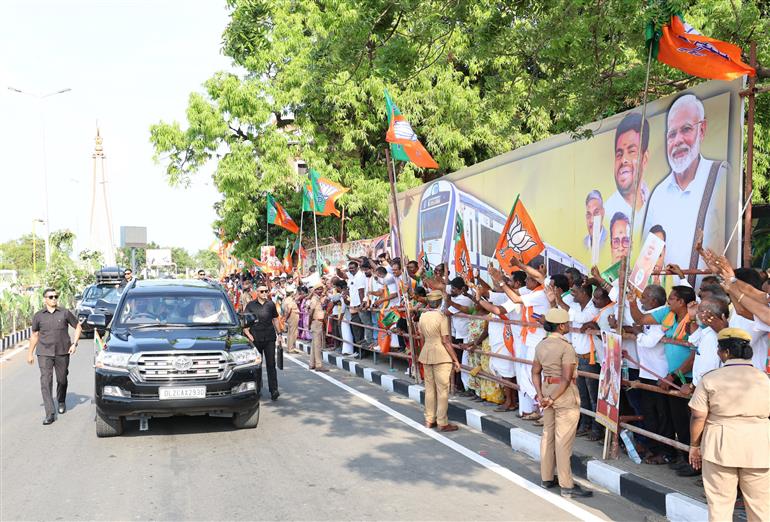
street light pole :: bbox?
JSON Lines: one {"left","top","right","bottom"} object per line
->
{"left": 8, "top": 86, "right": 72, "bottom": 265}
{"left": 32, "top": 219, "right": 45, "bottom": 276}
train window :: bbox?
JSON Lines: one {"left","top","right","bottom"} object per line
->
{"left": 421, "top": 205, "right": 448, "bottom": 241}
{"left": 479, "top": 224, "right": 499, "bottom": 257}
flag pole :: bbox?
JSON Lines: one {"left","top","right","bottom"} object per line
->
{"left": 298, "top": 204, "right": 305, "bottom": 274}
{"left": 606, "top": 41, "right": 653, "bottom": 461}
{"left": 386, "top": 147, "right": 421, "bottom": 384}
{"left": 312, "top": 200, "right": 320, "bottom": 269}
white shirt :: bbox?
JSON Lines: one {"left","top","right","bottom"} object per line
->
{"left": 604, "top": 183, "right": 649, "bottom": 234}
{"left": 349, "top": 271, "right": 367, "bottom": 308}
{"left": 688, "top": 327, "right": 722, "bottom": 385}
{"left": 449, "top": 294, "right": 474, "bottom": 341}
{"left": 635, "top": 303, "right": 668, "bottom": 380}
{"left": 505, "top": 288, "right": 549, "bottom": 348}
{"left": 380, "top": 275, "right": 400, "bottom": 307}
{"left": 731, "top": 312, "right": 770, "bottom": 371}
{"left": 643, "top": 156, "right": 727, "bottom": 273}
{"left": 612, "top": 297, "right": 639, "bottom": 369}
{"left": 487, "top": 292, "right": 513, "bottom": 347}
{"left": 568, "top": 301, "right": 598, "bottom": 356}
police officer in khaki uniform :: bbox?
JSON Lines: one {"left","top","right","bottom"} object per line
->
{"left": 532, "top": 308, "right": 593, "bottom": 498}
{"left": 283, "top": 288, "right": 301, "bottom": 354}
{"left": 418, "top": 290, "right": 461, "bottom": 431}
{"left": 688, "top": 328, "right": 769, "bottom": 522}
{"left": 308, "top": 282, "right": 328, "bottom": 372}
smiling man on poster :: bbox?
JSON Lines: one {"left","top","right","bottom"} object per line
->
{"left": 604, "top": 112, "right": 651, "bottom": 235}
{"left": 643, "top": 94, "right": 727, "bottom": 284}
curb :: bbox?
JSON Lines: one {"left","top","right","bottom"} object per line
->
{"left": 295, "top": 339, "right": 708, "bottom": 521}
{"left": 1, "top": 327, "right": 32, "bottom": 352}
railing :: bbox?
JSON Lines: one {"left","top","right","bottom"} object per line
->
{"left": 291, "top": 307, "right": 699, "bottom": 458}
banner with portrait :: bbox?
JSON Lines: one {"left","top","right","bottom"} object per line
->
{"left": 596, "top": 331, "right": 623, "bottom": 433}
{"left": 395, "top": 79, "right": 745, "bottom": 283}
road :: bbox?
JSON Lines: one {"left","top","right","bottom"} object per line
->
{"left": 0, "top": 340, "right": 660, "bottom": 521}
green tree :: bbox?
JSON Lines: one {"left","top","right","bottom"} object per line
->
{"left": 150, "top": 0, "right": 770, "bottom": 259}
{"left": 194, "top": 249, "right": 221, "bottom": 272}
{"left": 0, "top": 234, "right": 47, "bottom": 281}
{"left": 171, "top": 247, "right": 196, "bottom": 271}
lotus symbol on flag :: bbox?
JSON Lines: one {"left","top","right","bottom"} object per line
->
{"left": 502, "top": 215, "right": 537, "bottom": 255}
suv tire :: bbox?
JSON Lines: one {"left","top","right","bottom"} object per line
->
{"left": 232, "top": 404, "right": 260, "bottom": 429}
{"left": 95, "top": 409, "right": 124, "bottom": 437}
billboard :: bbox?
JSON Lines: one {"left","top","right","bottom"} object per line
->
{"left": 396, "top": 79, "right": 745, "bottom": 282}
{"left": 146, "top": 248, "right": 172, "bottom": 267}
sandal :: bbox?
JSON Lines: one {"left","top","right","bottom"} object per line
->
{"left": 586, "top": 433, "right": 602, "bottom": 441}
{"left": 522, "top": 412, "right": 542, "bottom": 421}
{"left": 494, "top": 406, "right": 517, "bottom": 412}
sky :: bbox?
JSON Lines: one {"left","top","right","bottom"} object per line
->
{"left": 0, "top": 0, "right": 234, "bottom": 255}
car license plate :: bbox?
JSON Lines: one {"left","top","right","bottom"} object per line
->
{"left": 159, "top": 386, "right": 206, "bottom": 400}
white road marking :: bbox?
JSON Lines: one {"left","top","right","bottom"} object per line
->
{"left": 286, "top": 354, "right": 604, "bottom": 522}
{"left": 0, "top": 345, "right": 27, "bottom": 363}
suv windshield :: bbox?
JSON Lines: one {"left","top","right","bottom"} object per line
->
{"left": 85, "top": 285, "right": 123, "bottom": 304}
{"left": 116, "top": 294, "right": 236, "bottom": 326}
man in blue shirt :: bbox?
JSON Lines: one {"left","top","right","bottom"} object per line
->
{"left": 629, "top": 285, "right": 698, "bottom": 474}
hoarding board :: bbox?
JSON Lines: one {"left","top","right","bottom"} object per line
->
{"left": 396, "top": 79, "right": 744, "bottom": 282}
{"left": 146, "top": 248, "right": 172, "bottom": 267}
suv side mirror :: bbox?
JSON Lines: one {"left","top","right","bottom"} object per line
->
{"left": 240, "top": 313, "right": 256, "bottom": 328}
{"left": 75, "top": 294, "right": 83, "bottom": 301}
{"left": 87, "top": 313, "right": 107, "bottom": 327}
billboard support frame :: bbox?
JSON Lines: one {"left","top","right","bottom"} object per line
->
{"left": 741, "top": 41, "right": 757, "bottom": 267}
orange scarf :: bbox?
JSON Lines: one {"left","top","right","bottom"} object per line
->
{"left": 520, "top": 286, "right": 543, "bottom": 344}
{"left": 587, "top": 303, "right": 614, "bottom": 365}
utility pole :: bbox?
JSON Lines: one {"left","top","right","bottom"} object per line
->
{"left": 7, "top": 86, "right": 72, "bottom": 265}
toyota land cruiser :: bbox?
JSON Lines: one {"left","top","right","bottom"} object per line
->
{"left": 90, "top": 279, "right": 261, "bottom": 437}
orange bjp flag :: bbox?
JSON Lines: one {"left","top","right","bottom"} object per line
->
{"left": 384, "top": 89, "right": 439, "bottom": 170}
{"left": 453, "top": 213, "right": 472, "bottom": 282}
{"left": 649, "top": 15, "right": 755, "bottom": 80}
{"left": 494, "top": 195, "right": 545, "bottom": 273}
{"left": 267, "top": 194, "right": 299, "bottom": 234}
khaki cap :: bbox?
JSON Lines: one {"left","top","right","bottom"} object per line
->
{"left": 544, "top": 308, "right": 570, "bottom": 324}
{"left": 717, "top": 327, "right": 752, "bottom": 342}
{"left": 426, "top": 290, "right": 443, "bottom": 302}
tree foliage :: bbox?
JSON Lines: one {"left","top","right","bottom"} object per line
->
{"left": 150, "top": 0, "right": 770, "bottom": 259}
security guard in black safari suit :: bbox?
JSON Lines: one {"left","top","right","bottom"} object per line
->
{"left": 27, "top": 288, "right": 82, "bottom": 425}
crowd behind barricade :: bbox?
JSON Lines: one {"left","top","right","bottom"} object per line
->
{"left": 219, "top": 246, "right": 769, "bottom": 517}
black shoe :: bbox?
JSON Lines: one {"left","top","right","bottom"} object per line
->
{"left": 270, "top": 390, "right": 280, "bottom": 401}
{"left": 561, "top": 485, "right": 593, "bottom": 498}
{"left": 541, "top": 480, "right": 559, "bottom": 489}
{"left": 43, "top": 415, "right": 55, "bottom": 425}
{"left": 667, "top": 458, "right": 686, "bottom": 469}
{"left": 58, "top": 403, "right": 66, "bottom": 414}
{"left": 670, "top": 461, "right": 691, "bottom": 472}
{"left": 676, "top": 465, "right": 701, "bottom": 477}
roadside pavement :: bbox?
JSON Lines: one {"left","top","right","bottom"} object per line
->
{"left": 291, "top": 338, "right": 715, "bottom": 522}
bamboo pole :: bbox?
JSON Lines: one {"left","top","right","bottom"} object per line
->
{"left": 386, "top": 147, "right": 421, "bottom": 384}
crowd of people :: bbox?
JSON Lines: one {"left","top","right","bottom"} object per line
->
{"left": 218, "top": 243, "right": 769, "bottom": 516}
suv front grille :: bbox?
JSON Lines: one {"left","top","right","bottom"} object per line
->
{"left": 136, "top": 352, "right": 228, "bottom": 382}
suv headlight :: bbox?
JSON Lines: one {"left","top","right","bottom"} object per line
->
{"left": 230, "top": 348, "right": 261, "bottom": 367}
{"left": 95, "top": 350, "right": 131, "bottom": 371}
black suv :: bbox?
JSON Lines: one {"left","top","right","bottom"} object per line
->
{"left": 89, "top": 279, "right": 261, "bottom": 437}
{"left": 76, "top": 267, "right": 126, "bottom": 337}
